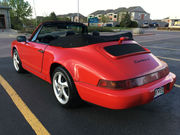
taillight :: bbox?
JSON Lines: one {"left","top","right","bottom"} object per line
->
{"left": 98, "top": 67, "right": 169, "bottom": 90}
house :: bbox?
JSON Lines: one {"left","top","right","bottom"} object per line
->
{"left": 128, "top": 6, "right": 150, "bottom": 26}
{"left": 88, "top": 10, "right": 105, "bottom": 20}
{"left": 168, "top": 16, "right": 180, "bottom": 28}
{"left": 114, "top": 7, "right": 127, "bottom": 22}
{"left": 104, "top": 9, "right": 115, "bottom": 21}
{"left": 88, "top": 6, "right": 150, "bottom": 27}
{"left": 162, "top": 17, "right": 170, "bottom": 23}
{"left": 0, "top": 5, "right": 11, "bottom": 29}
{"left": 58, "top": 13, "right": 87, "bottom": 23}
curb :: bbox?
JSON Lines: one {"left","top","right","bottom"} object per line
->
{"left": 133, "top": 33, "right": 155, "bottom": 36}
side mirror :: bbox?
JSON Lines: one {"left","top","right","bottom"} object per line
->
{"left": 17, "top": 36, "right": 27, "bottom": 42}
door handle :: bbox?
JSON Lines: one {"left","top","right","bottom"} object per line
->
{"left": 38, "top": 49, "right": 44, "bottom": 53}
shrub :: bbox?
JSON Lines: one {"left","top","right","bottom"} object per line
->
{"left": 88, "top": 26, "right": 114, "bottom": 32}
{"left": 130, "top": 21, "right": 138, "bottom": 28}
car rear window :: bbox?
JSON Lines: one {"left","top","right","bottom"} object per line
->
{"left": 104, "top": 44, "right": 146, "bottom": 56}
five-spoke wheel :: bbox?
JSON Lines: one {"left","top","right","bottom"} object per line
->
{"left": 13, "top": 51, "right": 20, "bottom": 71}
{"left": 53, "top": 72, "right": 70, "bottom": 105}
{"left": 52, "top": 67, "right": 82, "bottom": 108}
{"left": 13, "top": 49, "right": 25, "bottom": 73}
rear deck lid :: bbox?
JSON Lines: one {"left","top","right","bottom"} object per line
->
{"left": 103, "top": 43, "right": 150, "bottom": 59}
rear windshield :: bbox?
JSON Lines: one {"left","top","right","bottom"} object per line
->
{"left": 104, "top": 44, "right": 146, "bottom": 56}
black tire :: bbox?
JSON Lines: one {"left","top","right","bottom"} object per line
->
{"left": 13, "top": 49, "right": 25, "bottom": 73}
{"left": 52, "top": 66, "right": 82, "bottom": 108}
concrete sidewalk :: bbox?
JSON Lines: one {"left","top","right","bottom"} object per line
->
{"left": 0, "top": 29, "right": 31, "bottom": 38}
{"left": 0, "top": 29, "right": 18, "bottom": 38}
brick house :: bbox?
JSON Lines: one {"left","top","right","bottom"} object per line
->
{"left": 0, "top": 5, "right": 11, "bottom": 29}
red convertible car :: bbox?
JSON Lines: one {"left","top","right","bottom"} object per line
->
{"left": 11, "top": 21, "right": 176, "bottom": 109}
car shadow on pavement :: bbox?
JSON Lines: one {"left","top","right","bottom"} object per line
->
{"left": 0, "top": 57, "right": 180, "bottom": 135}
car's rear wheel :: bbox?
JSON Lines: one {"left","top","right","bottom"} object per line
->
{"left": 13, "top": 49, "right": 25, "bottom": 73}
{"left": 52, "top": 67, "right": 82, "bottom": 108}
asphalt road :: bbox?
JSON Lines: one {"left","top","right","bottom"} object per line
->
{"left": 0, "top": 30, "right": 180, "bottom": 135}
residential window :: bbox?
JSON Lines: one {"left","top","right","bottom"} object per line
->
{"left": 114, "top": 15, "right": 117, "bottom": 18}
{"left": 141, "top": 14, "right": 145, "bottom": 20}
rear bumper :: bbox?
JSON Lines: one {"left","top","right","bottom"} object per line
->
{"left": 75, "top": 72, "right": 176, "bottom": 109}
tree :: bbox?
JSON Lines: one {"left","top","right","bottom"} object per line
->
{"left": 100, "top": 15, "right": 110, "bottom": 23}
{"left": 0, "top": 0, "right": 8, "bottom": 6}
{"left": 7, "top": 0, "right": 32, "bottom": 29}
{"left": 9, "top": 0, "right": 32, "bottom": 21}
{"left": 49, "top": 12, "right": 58, "bottom": 21}
{"left": 119, "top": 12, "right": 131, "bottom": 27}
{"left": 119, "top": 12, "right": 138, "bottom": 28}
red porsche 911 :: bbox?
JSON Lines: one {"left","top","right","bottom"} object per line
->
{"left": 11, "top": 21, "right": 176, "bottom": 109}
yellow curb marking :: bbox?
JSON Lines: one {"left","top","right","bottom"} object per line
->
{"left": 156, "top": 56, "right": 180, "bottom": 62}
{"left": 0, "top": 75, "right": 50, "bottom": 135}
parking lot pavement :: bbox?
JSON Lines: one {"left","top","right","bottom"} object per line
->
{"left": 0, "top": 85, "right": 35, "bottom": 135}
{"left": 0, "top": 36, "right": 15, "bottom": 58}
{"left": 0, "top": 30, "right": 180, "bottom": 135}
{"left": 134, "top": 31, "right": 180, "bottom": 85}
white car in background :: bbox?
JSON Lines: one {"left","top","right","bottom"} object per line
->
{"left": 142, "top": 22, "right": 149, "bottom": 28}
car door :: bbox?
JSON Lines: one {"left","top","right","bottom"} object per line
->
{"left": 20, "top": 25, "right": 49, "bottom": 73}
{"left": 20, "top": 41, "right": 47, "bottom": 73}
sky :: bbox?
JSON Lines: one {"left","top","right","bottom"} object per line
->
{"left": 27, "top": 0, "right": 180, "bottom": 20}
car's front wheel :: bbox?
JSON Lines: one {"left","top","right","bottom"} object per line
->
{"left": 52, "top": 67, "right": 82, "bottom": 108}
{"left": 13, "top": 49, "right": 25, "bottom": 73}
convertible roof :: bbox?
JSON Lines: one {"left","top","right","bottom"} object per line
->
{"left": 49, "top": 32, "right": 133, "bottom": 48}
{"left": 42, "top": 21, "right": 87, "bottom": 27}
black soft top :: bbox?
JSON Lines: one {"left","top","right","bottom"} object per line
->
{"left": 32, "top": 21, "right": 133, "bottom": 48}
{"left": 49, "top": 32, "right": 133, "bottom": 48}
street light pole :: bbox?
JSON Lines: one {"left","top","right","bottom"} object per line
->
{"left": 77, "top": 0, "right": 80, "bottom": 22}
{"left": 33, "top": 0, "right": 37, "bottom": 26}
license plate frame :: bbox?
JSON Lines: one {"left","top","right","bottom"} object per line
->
{"left": 154, "top": 86, "right": 164, "bottom": 98}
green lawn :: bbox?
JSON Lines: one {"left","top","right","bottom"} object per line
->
{"left": 88, "top": 26, "right": 132, "bottom": 32}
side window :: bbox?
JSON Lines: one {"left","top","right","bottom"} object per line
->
{"left": 34, "top": 24, "right": 83, "bottom": 44}
{"left": 36, "top": 26, "right": 60, "bottom": 44}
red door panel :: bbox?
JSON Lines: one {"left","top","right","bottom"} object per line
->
{"left": 20, "top": 42, "right": 47, "bottom": 73}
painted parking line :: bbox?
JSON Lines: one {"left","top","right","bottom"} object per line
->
{"left": 175, "top": 84, "right": 180, "bottom": 88}
{"left": 0, "top": 75, "right": 50, "bottom": 135}
{"left": 136, "top": 34, "right": 180, "bottom": 43}
{"left": 156, "top": 56, "right": 180, "bottom": 62}
{"left": 144, "top": 46, "right": 180, "bottom": 51}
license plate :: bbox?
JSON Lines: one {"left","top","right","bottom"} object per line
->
{"left": 154, "top": 87, "right": 164, "bottom": 98}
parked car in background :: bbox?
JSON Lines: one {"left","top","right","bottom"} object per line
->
{"left": 142, "top": 22, "right": 149, "bottom": 28}
{"left": 149, "top": 22, "right": 159, "bottom": 28}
